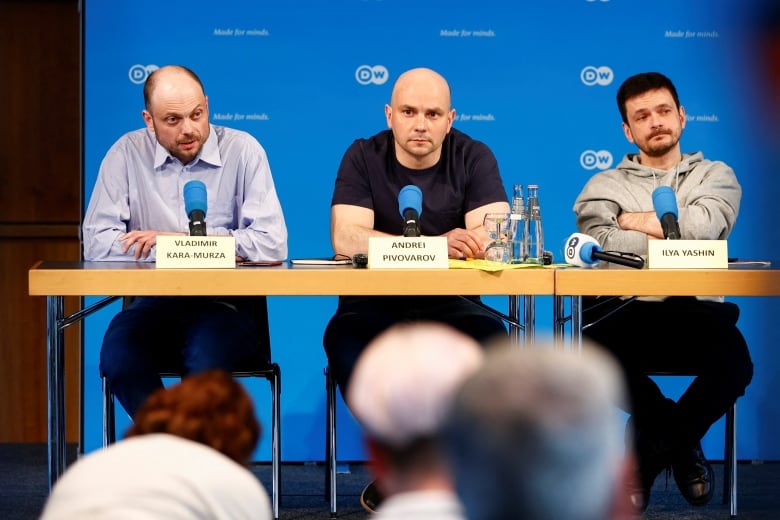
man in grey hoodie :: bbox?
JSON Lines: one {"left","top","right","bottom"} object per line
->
{"left": 573, "top": 72, "right": 753, "bottom": 512}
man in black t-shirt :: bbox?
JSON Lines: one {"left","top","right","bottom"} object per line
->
{"left": 322, "top": 67, "right": 509, "bottom": 512}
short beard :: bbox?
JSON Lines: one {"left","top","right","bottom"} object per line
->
{"left": 643, "top": 142, "right": 676, "bottom": 158}
{"left": 641, "top": 129, "right": 682, "bottom": 158}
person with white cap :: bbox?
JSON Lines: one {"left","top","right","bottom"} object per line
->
{"left": 346, "top": 321, "right": 484, "bottom": 518}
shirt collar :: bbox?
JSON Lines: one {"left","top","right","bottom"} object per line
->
{"left": 152, "top": 125, "right": 222, "bottom": 169}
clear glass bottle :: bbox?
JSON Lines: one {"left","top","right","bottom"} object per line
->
{"left": 509, "top": 184, "right": 525, "bottom": 264}
{"left": 524, "top": 184, "right": 544, "bottom": 264}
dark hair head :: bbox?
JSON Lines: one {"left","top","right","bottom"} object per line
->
{"left": 616, "top": 72, "right": 680, "bottom": 124}
{"left": 125, "top": 369, "right": 261, "bottom": 466}
{"left": 143, "top": 65, "right": 205, "bottom": 111}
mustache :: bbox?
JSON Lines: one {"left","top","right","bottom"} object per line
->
{"left": 649, "top": 129, "right": 672, "bottom": 138}
{"left": 177, "top": 132, "right": 200, "bottom": 144}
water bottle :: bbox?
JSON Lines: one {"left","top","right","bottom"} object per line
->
{"left": 524, "top": 184, "right": 544, "bottom": 264}
{"left": 509, "top": 184, "right": 525, "bottom": 264}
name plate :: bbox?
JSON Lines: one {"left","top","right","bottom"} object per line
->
{"left": 647, "top": 239, "right": 728, "bottom": 269}
{"left": 368, "top": 237, "right": 449, "bottom": 269}
{"left": 156, "top": 236, "right": 236, "bottom": 269}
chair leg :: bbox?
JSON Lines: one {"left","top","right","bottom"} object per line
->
{"left": 325, "top": 366, "right": 338, "bottom": 517}
{"left": 270, "top": 364, "right": 282, "bottom": 520}
{"left": 102, "top": 377, "right": 116, "bottom": 447}
{"left": 722, "top": 402, "right": 737, "bottom": 517}
{"left": 324, "top": 368, "right": 330, "bottom": 501}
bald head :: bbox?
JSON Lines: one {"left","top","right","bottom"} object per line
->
{"left": 143, "top": 65, "right": 205, "bottom": 112}
{"left": 390, "top": 67, "right": 451, "bottom": 109}
{"left": 385, "top": 68, "right": 455, "bottom": 169}
{"left": 140, "top": 65, "right": 210, "bottom": 164}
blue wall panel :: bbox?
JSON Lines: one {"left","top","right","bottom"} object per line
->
{"left": 82, "top": 0, "right": 780, "bottom": 462}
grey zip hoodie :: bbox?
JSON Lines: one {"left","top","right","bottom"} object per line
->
{"left": 573, "top": 151, "right": 741, "bottom": 256}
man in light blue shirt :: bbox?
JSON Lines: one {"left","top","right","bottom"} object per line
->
{"left": 83, "top": 65, "right": 287, "bottom": 417}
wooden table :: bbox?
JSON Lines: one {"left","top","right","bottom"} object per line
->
{"left": 28, "top": 260, "right": 555, "bottom": 490}
{"left": 553, "top": 264, "right": 780, "bottom": 342}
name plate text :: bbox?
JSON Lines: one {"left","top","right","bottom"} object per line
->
{"left": 368, "top": 237, "right": 449, "bottom": 269}
{"left": 647, "top": 239, "right": 727, "bottom": 269}
{"left": 156, "top": 236, "right": 236, "bottom": 269}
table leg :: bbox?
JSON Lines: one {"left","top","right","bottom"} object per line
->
{"left": 47, "top": 295, "right": 65, "bottom": 491}
{"left": 508, "top": 295, "right": 522, "bottom": 345}
{"left": 553, "top": 295, "right": 565, "bottom": 346}
{"left": 524, "top": 295, "right": 535, "bottom": 345}
{"left": 571, "top": 295, "right": 582, "bottom": 350}
{"left": 553, "top": 295, "right": 582, "bottom": 350}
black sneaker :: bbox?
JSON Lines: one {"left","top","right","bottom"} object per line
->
{"left": 672, "top": 441, "right": 714, "bottom": 506}
{"left": 360, "top": 480, "right": 383, "bottom": 513}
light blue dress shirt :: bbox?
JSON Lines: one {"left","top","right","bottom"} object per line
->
{"left": 83, "top": 125, "right": 287, "bottom": 262}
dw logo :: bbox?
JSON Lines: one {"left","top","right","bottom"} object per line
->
{"left": 580, "top": 150, "right": 614, "bottom": 170}
{"left": 580, "top": 66, "right": 613, "bottom": 86}
{"left": 128, "top": 64, "right": 159, "bottom": 85}
{"left": 566, "top": 234, "right": 581, "bottom": 261}
{"left": 355, "top": 65, "right": 389, "bottom": 85}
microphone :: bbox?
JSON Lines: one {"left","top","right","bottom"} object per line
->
{"left": 652, "top": 186, "right": 681, "bottom": 240}
{"left": 564, "top": 233, "right": 645, "bottom": 269}
{"left": 398, "top": 185, "right": 422, "bottom": 237}
{"left": 183, "top": 180, "right": 208, "bottom": 236}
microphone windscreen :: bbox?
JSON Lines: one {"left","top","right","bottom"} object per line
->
{"left": 398, "top": 185, "right": 423, "bottom": 218}
{"left": 184, "top": 180, "right": 208, "bottom": 216}
{"left": 564, "top": 232, "right": 601, "bottom": 266}
{"left": 580, "top": 241, "right": 600, "bottom": 263}
{"left": 652, "top": 186, "right": 678, "bottom": 220}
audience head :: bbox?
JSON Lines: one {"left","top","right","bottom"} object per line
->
{"left": 442, "top": 339, "right": 629, "bottom": 520}
{"left": 126, "top": 369, "right": 260, "bottom": 466}
{"left": 347, "top": 321, "right": 484, "bottom": 494}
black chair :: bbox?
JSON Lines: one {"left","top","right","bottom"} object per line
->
{"left": 323, "top": 364, "right": 376, "bottom": 517}
{"left": 644, "top": 371, "right": 737, "bottom": 517}
{"left": 582, "top": 297, "right": 738, "bottom": 517}
{"left": 102, "top": 296, "right": 282, "bottom": 520}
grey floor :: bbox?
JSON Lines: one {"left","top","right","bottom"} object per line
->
{"left": 1, "top": 444, "right": 778, "bottom": 519}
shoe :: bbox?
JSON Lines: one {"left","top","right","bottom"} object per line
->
{"left": 627, "top": 473, "right": 651, "bottom": 513}
{"left": 672, "top": 441, "right": 714, "bottom": 506}
{"left": 626, "top": 417, "right": 674, "bottom": 512}
{"left": 628, "top": 457, "right": 665, "bottom": 513}
{"left": 360, "top": 479, "right": 383, "bottom": 513}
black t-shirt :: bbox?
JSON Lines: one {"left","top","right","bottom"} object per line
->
{"left": 331, "top": 128, "right": 508, "bottom": 236}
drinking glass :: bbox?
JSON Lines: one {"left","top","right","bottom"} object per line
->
{"left": 483, "top": 212, "right": 511, "bottom": 263}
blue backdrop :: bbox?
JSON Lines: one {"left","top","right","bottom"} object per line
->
{"left": 81, "top": 0, "right": 780, "bottom": 462}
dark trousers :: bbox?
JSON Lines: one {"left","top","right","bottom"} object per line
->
{"left": 323, "top": 296, "right": 508, "bottom": 396}
{"left": 582, "top": 296, "right": 753, "bottom": 448}
{"left": 100, "top": 296, "right": 261, "bottom": 418}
